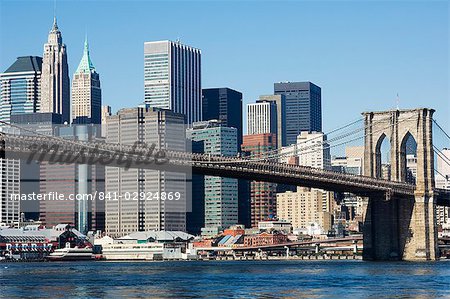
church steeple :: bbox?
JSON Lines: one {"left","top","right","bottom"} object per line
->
{"left": 75, "top": 35, "right": 95, "bottom": 74}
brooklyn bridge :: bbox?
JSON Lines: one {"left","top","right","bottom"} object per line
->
{"left": 1, "top": 108, "right": 450, "bottom": 261}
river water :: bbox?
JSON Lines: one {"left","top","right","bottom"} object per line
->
{"left": 1, "top": 260, "right": 449, "bottom": 298}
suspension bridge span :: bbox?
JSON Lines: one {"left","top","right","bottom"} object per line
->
{"left": 1, "top": 107, "right": 450, "bottom": 261}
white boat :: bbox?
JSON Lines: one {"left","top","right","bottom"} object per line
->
{"left": 47, "top": 243, "right": 93, "bottom": 261}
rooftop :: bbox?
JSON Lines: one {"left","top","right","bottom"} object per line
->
{"left": 4, "top": 56, "right": 42, "bottom": 74}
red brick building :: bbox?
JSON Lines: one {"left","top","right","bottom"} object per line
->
{"left": 243, "top": 232, "right": 288, "bottom": 247}
{"left": 242, "top": 134, "right": 277, "bottom": 227}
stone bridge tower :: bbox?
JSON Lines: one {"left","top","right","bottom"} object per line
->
{"left": 362, "top": 108, "right": 438, "bottom": 261}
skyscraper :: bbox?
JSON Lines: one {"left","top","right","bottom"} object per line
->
{"left": 72, "top": 38, "right": 101, "bottom": 124}
{"left": 258, "top": 94, "right": 286, "bottom": 147}
{"left": 0, "top": 56, "right": 43, "bottom": 226}
{"left": 0, "top": 158, "right": 19, "bottom": 226}
{"left": 38, "top": 124, "right": 104, "bottom": 233}
{"left": 247, "top": 100, "right": 277, "bottom": 135}
{"left": 202, "top": 88, "right": 243, "bottom": 147}
{"left": 105, "top": 106, "right": 187, "bottom": 237}
{"left": 277, "top": 131, "right": 334, "bottom": 233}
{"left": 274, "top": 82, "right": 322, "bottom": 145}
{"left": 11, "top": 112, "right": 63, "bottom": 222}
{"left": 101, "top": 105, "right": 111, "bottom": 137}
{"left": 144, "top": 40, "right": 201, "bottom": 124}
{"left": 202, "top": 88, "right": 249, "bottom": 228}
{"left": 41, "top": 17, "right": 70, "bottom": 123}
{"left": 0, "top": 56, "right": 42, "bottom": 125}
{"left": 296, "top": 131, "right": 331, "bottom": 170}
{"left": 186, "top": 120, "right": 238, "bottom": 236}
{"left": 241, "top": 133, "right": 277, "bottom": 227}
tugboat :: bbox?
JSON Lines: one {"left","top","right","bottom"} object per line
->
{"left": 47, "top": 242, "right": 93, "bottom": 261}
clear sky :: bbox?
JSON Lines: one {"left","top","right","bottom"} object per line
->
{"left": 0, "top": 0, "right": 448, "bottom": 135}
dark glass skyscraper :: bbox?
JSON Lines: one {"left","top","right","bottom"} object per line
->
{"left": 202, "top": 88, "right": 250, "bottom": 227}
{"left": 0, "top": 56, "right": 42, "bottom": 125}
{"left": 274, "top": 82, "right": 322, "bottom": 145}
{"left": 202, "top": 88, "right": 243, "bottom": 148}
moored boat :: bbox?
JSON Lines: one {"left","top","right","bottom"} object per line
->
{"left": 47, "top": 243, "right": 93, "bottom": 261}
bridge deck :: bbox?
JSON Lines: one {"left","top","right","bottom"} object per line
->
{"left": 0, "top": 133, "right": 423, "bottom": 197}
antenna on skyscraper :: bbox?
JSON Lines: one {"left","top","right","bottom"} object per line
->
{"left": 54, "top": 0, "right": 57, "bottom": 19}
{"left": 396, "top": 93, "right": 400, "bottom": 110}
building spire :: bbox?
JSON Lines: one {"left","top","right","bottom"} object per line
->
{"left": 84, "top": 34, "right": 89, "bottom": 52}
{"left": 52, "top": 16, "right": 58, "bottom": 31}
{"left": 76, "top": 35, "right": 95, "bottom": 74}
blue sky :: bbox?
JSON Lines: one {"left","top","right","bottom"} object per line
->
{"left": 0, "top": 0, "right": 448, "bottom": 135}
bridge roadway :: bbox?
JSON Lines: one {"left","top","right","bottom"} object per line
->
{"left": 1, "top": 133, "right": 449, "bottom": 204}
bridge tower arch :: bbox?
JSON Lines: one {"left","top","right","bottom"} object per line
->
{"left": 362, "top": 108, "right": 438, "bottom": 261}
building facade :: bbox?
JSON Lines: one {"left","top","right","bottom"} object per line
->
{"left": 274, "top": 82, "right": 322, "bottom": 145}
{"left": 241, "top": 133, "right": 277, "bottom": 227}
{"left": 11, "top": 113, "right": 63, "bottom": 222}
{"left": 71, "top": 38, "right": 101, "bottom": 124}
{"left": 202, "top": 88, "right": 243, "bottom": 146}
{"left": 0, "top": 56, "right": 42, "bottom": 125}
{"left": 201, "top": 87, "right": 250, "bottom": 227}
{"left": 105, "top": 107, "right": 187, "bottom": 237}
{"left": 258, "top": 95, "right": 286, "bottom": 147}
{"left": 40, "top": 18, "right": 70, "bottom": 123}
{"left": 186, "top": 120, "right": 238, "bottom": 236}
{"left": 276, "top": 131, "right": 334, "bottom": 234}
{"left": 144, "top": 40, "right": 201, "bottom": 125}
{"left": 0, "top": 159, "right": 20, "bottom": 226}
{"left": 296, "top": 131, "right": 331, "bottom": 170}
{"left": 436, "top": 148, "right": 450, "bottom": 225}
{"left": 276, "top": 187, "right": 333, "bottom": 234}
{"left": 39, "top": 125, "right": 105, "bottom": 234}
{"left": 0, "top": 56, "right": 44, "bottom": 227}
{"left": 247, "top": 100, "right": 277, "bottom": 136}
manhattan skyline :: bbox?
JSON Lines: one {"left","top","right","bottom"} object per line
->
{"left": 0, "top": 0, "right": 448, "bottom": 133}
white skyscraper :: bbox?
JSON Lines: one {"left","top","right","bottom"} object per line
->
{"left": 144, "top": 40, "right": 201, "bottom": 125}
{"left": 247, "top": 100, "right": 277, "bottom": 135}
{"left": 41, "top": 17, "right": 70, "bottom": 123}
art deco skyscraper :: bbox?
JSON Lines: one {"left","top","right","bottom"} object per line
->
{"left": 72, "top": 37, "right": 102, "bottom": 124}
{"left": 41, "top": 17, "right": 70, "bottom": 123}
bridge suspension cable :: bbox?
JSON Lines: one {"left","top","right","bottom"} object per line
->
{"left": 191, "top": 114, "right": 420, "bottom": 164}
{"left": 243, "top": 117, "right": 364, "bottom": 159}
{"left": 0, "top": 113, "right": 422, "bottom": 169}
{"left": 241, "top": 115, "right": 396, "bottom": 162}
{"left": 249, "top": 113, "right": 420, "bottom": 162}
{"left": 433, "top": 119, "right": 450, "bottom": 142}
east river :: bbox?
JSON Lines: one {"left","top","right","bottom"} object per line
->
{"left": 1, "top": 260, "right": 449, "bottom": 298}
